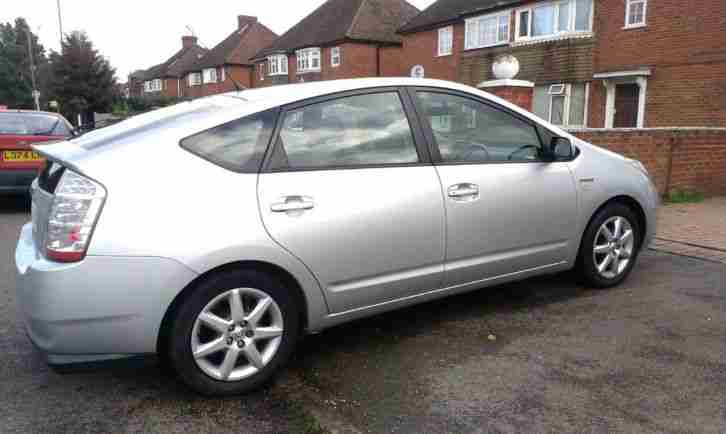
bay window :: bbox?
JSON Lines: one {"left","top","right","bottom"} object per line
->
{"left": 465, "top": 11, "right": 510, "bottom": 50}
{"left": 144, "top": 79, "right": 162, "bottom": 93}
{"left": 267, "top": 55, "right": 288, "bottom": 76}
{"left": 516, "top": 0, "right": 592, "bottom": 41}
{"left": 296, "top": 48, "right": 321, "bottom": 73}
{"left": 532, "top": 83, "right": 588, "bottom": 127}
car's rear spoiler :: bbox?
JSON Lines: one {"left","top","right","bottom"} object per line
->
{"left": 32, "top": 140, "right": 87, "bottom": 175}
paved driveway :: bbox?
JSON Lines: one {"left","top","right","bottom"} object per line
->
{"left": 2, "top": 195, "right": 725, "bottom": 433}
{"left": 653, "top": 197, "right": 726, "bottom": 263}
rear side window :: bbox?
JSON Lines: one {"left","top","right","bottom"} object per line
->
{"left": 272, "top": 92, "right": 419, "bottom": 170}
{"left": 180, "top": 109, "right": 277, "bottom": 173}
{"left": 0, "top": 113, "right": 63, "bottom": 136}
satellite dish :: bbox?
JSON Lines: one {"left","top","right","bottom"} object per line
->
{"left": 410, "top": 65, "right": 425, "bottom": 79}
{"left": 492, "top": 55, "right": 520, "bottom": 80}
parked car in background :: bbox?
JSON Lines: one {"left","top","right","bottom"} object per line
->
{"left": 0, "top": 110, "right": 74, "bottom": 194}
{"left": 15, "top": 78, "right": 658, "bottom": 396}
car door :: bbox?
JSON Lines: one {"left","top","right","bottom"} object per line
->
{"left": 257, "top": 89, "right": 445, "bottom": 314}
{"left": 410, "top": 88, "right": 577, "bottom": 288}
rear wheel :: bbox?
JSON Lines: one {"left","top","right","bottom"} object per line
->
{"left": 167, "top": 269, "right": 299, "bottom": 396}
{"left": 577, "top": 203, "right": 640, "bottom": 288}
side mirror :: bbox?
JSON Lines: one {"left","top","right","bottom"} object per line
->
{"left": 549, "top": 137, "right": 574, "bottom": 160}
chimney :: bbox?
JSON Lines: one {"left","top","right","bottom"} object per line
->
{"left": 182, "top": 35, "right": 197, "bottom": 49}
{"left": 237, "top": 15, "right": 257, "bottom": 30}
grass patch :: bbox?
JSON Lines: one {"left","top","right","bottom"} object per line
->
{"left": 664, "top": 190, "right": 704, "bottom": 204}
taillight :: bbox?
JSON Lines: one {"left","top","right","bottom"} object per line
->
{"left": 46, "top": 170, "right": 106, "bottom": 262}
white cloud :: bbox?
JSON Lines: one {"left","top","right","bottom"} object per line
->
{"left": 1, "top": 0, "right": 435, "bottom": 82}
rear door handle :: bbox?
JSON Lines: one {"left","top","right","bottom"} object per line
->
{"left": 270, "top": 196, "right": 315, "bottom": 213}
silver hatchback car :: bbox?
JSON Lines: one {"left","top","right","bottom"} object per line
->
{"left": 15, "top": 78, "right": 658, "bottom": 395}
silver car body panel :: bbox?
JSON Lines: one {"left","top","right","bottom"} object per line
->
{"left": 17, "top": 78, "right": 659, "bottom": 362}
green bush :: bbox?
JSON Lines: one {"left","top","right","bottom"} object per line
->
{"left": 665, "top": 189, "right": 704, "bottom": 204}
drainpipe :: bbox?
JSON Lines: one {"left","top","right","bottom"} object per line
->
{"left": 376, "top": 46, "right": 381, "bottom": 77}
{"left": 664, "top": 134, "right": 678, "bottom": 198}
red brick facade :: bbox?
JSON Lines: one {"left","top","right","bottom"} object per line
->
{"left": 573, "top": 129, "right": 726, "bottom": 196}
{"left": 398, "top": 0, "right": 726, "bottom": 128}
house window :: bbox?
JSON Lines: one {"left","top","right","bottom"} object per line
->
{"left": 625, "top": 0, "right": 647, "bottom": 27}
{"left": 331, "top": 46, "right": 341, "bottom": 67}
{"left": 465, "top": 12, "right": 510, "bottom": 50}
{"left": 220, "top": 67, "right": 226, "bottom": 82}
{"left": 438, "top": 26, "right": 453, "bottom": 56}
{"left": 532, "top": 83, "right": 588, "bottom": 127}
{"left": 202, "top": 68, "right": 218, "bottom": 84}
{"left": 267, "top": 55, "right": 288, "bottom": 76}
{"left": 516, "top": 0, "right": 592, "bottom": 41}
{"left": 188, "top": 72, "right": 202, "bottom": 87}
{"left": 144, "top": 79, "right": 162, "bottom": 93}
{"left": 296, "top": 47, "right": 321, "bottom": 73}
{"left": 259, "top": 63, "right": 265, "bottom": 81}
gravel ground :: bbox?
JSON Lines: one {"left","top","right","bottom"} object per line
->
{"left": 2, "top": 194, "right": 724, "bottom": 433}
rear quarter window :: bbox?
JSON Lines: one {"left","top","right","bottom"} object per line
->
{"left": 180, "top": 109, "right": 277, "bottom": 173}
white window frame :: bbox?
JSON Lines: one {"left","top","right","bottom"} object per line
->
{"left": 202, "top": 68, "right": 218, "bottom": 84}
{"left": 220, "top": 67, "right": 226, "bottom": 82}
{"left": 296, "top": 47, "right": 321, "bottom": 73}
{"left": 267, "top": 55, "right": 288, "bottom": 76}
{"left": 515, "top": 0, "right": 593, "bottom": 42}
{"left": 187, "top": 72, "right": 202, "bottom": 87}
{"left": 543, "top": 83, "right": 589, "bottom": 127}
{"left": 259, "top": 63, "right": 265, "bottom": 81}
{"left": 624, "top": 0, "right": 647, "bottom": 28}
{"left": 144, "top": 79, "right": 162, "bottom": 93}
{"left": 331, "top": 46, "right": 341, "bottom": 67}
{"left": 438, "top": 26, "right": 453, "bottom": 56}
{"left": 465, "top": 11, "right": 511, "bottom": 50}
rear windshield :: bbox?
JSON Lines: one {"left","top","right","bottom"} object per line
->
{"left": 0, "top": 113, "right": 67, "bottom": 136}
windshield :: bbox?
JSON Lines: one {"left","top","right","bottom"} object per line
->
{"left": 0, "top": 113, "right": 63, "bottom": 136}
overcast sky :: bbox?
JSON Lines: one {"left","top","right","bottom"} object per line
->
{"left": 2, "top": 0, "right": 436, "bottom": 82}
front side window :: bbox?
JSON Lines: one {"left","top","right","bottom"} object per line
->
{"left": 202, "top": 68, "right": 218, "bottom": 84}
{"left": 517, "top": 0, "right": 592, "bottom": 40}
{"left": 274, "top": 92, "right": 419, "bottom": 169}
{"left": 296, "top": 48, "right": 321, "bottom": 73}
{"left": 465, "top": 12, "right": 510, "bottom": 49}
{"left": 180, "top": 110, "right": 276, "bottom": 172}
{"left": 438, "top": 26, "right": 453, "bottom": 56}
{"left": 625, "top": 0, "right": 647, "bottom": 27}
{"left": 416, "top": 91, "right": 543, "bottom": 163}
{"left": 267, "top": 55, "right": 288, "bottom": 76}
{"left": 532, "top": 82, "right": 588, "bottom": 127}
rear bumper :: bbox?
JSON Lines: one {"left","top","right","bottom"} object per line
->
{"left": 14, "top": 223, "right": 199, "bottom": 364}
{"left": 0, "top": 169, "right": 36, "bottom": 193}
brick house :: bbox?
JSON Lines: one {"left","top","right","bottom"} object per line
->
{"left": 182, "top": 16, "right": 278, "bottom": 98}
{"left": 397, "top": 0, "right": 726, "bottom": 128}
{"left": 250, "top": 0, "right": 420, "bottom": 88}
{"left": 141, "top": 36, "right": 208, "bottom": 100}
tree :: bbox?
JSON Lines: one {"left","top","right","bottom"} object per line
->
{"left": 49, "top": 31, "right": 117, "bottom": 126}
{"left": 0, "top": 18, "right": 48, "bottom": 109}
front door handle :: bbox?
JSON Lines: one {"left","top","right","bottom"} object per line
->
{"left": 270, "top": 196, "right": 315, "bottom": 213}
{"left": 447, "top": 183, "right": 479, "bottom": 199}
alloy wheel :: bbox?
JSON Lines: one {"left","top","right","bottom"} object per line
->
{"left": 191, "top": 288, "right": 284, "bottom": 382}
{"left": 592, "top": 216, "right": 635, "bottom": 279}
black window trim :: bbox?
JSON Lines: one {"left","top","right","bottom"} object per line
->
{"left": 404, "top": 86, "right": 567, "bottom": 166}
{"left": 260, "top": 86, "right": 433, "bottom": 173}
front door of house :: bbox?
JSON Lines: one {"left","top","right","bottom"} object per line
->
{"left": 614, "top": 83, "right": 639, "bottom": 128}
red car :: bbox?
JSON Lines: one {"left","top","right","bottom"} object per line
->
{"left": 0, "top": 110, "right": 74, "bottom": 194}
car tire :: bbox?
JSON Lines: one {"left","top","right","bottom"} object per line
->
{"left": 166, "top": 269, "right": 300, "bottom": 396}
{"left": 576, "top": 203, "right": 641, "bottom": 288}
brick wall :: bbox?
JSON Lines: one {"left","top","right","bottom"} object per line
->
{"left": 572, "top": 129, "right": 726, "bottom": 196}
{"left": 398, "top": 23, "right": 464, "bottom": 81}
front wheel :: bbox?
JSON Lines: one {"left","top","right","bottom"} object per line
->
{"left": 167, "top": 269, "right": 300, "bottom": 396}
{"left": 577, "top": 203, "right": 641, "bottom": 288}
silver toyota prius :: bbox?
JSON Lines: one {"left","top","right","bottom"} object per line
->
{"left": 15, "top": 78, "right": 658, "bottom": 395}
